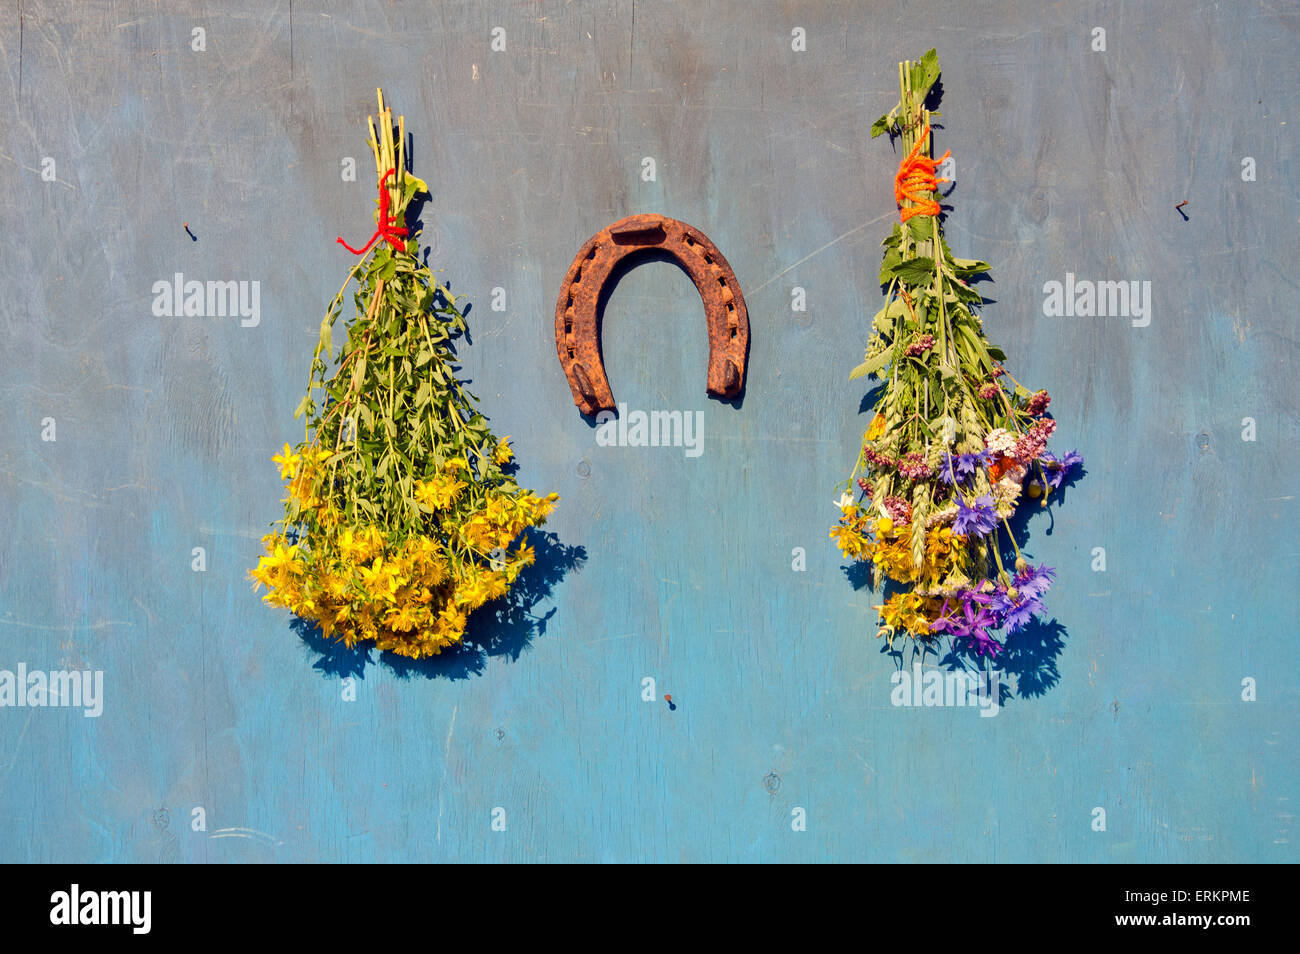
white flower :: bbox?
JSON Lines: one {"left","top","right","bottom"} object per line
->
{"left": 985, "top": 427, "right": 1016, "bottom": 455}
{"left": 835, "top": 492, "right": 854, "bottom": 510}
{"left": 939, "top": 416, "right": 957, "bottom": 445}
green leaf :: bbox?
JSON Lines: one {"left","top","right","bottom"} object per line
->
{"left": 870, "top": 297, "right": 907, "bottom": 335}
{"left": 949, "top": 281, "right": 984, "bottom": 305}
{"left": 850, "top": 350, "right": 891, "bottom": 381}
{"left": 318, "top": 316, "right": 333, "bottom": 360}
{"left": 878, "top": 245, "right": 903, "bottom": 286}
{"left": 950, "top": 256, "right": 992, "bottom": 278}
{"left": 891, "top": 257, "right": 936, "bottom": 285}
{"left": 911, "top": 48, "right": 940, "bottom": 95}
{"left": 870, "top": 114, "right": 892, "bottom": 139}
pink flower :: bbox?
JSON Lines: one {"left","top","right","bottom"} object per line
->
{"left": 905, "top": 334, "right": 935, "bottom": 357}
{"left": 882, "top": 495, "right": 913, "bottom": 525}
{"left": 1025, "top": 390, "right": 1051, "bottom": 416}
{"left": 897, "top": 452, "right": 934, "bottom": 481}
{"left": 1014, "top": 418, "right": 1057, "bottom": 463}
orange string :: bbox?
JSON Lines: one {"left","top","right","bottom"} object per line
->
{"left": 893, "top": 123, "right": 950, "bottom": 222}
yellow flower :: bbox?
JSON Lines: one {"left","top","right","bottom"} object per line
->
{"left": 264, "top": 543, "right": 306, "bottom": 577}
{"left": 336, "top": 528, "right": 367, "bottom": 562}
{"left": 865, "top": 413, "right": 887, "bottom": 442}
{"left": 385, "top": 604, "right": 422, "bottom": 632}
{"left": 529, "top": 492, "right": 559, "bottom": 523}
{"left": 493, "top": 438, "right": 513, "bottom": 465}
{"left": 272, "top": 443, "right": 301, "bottom": 479}
{"left": 359, "top": 558, "right": 400, "bottom": 603}
{"left": 248, "top": 559, "right": 277, "bottom": 592}
{"left": 415, "top": 474, "right": 466, "bottom": 510}
{"left": 829, "top": 523, "right": 871, "bottom": 560}
{"left": 358, "top": 525, "right": 386, "bottom": 560}
{"left": 454, "top": 573, "right": 491, "bottom": 609}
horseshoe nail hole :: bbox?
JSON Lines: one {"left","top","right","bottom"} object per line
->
{"left": 573, "top": 267, "right": 582, "bottom": 283}
{"left": 730, "top": 327, "right": 738, "bottom": 338}
{"left": 566, "top": 296, "right": 573, "bottom": 309}
{"left": 703, "top": 254, "right": 714, "bottom": 265}
{"left": 567, "top": 348, "right": 575, "bottom": 358}
{"left": 610, "top": 224, "right": 666, "bottom": 245}
{"left": 717, "top": 276, "right": 727, "bottom": 288}
{"left": 564, "top": 321, "right": 572, "bottom": 334}
{"left": 586, "top": 246, "right": 597, "bottom": 260}
{"left": 726, "top": 301, "right": 735, "bottom": 313}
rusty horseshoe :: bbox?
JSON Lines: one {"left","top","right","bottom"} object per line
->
{"left": 554, "top": 213, "right": 750, "bottom": 415}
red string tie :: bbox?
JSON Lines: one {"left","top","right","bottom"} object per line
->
{"left": 894, "top": 123, "right": 951, "bottom": 223}
{"left": 336, "top": 168, "right": 408, "bottom": 255}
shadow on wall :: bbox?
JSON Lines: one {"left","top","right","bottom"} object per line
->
{"left": 841, "top": 458, "right": 1086, "bottom": 702}
{"left": 291, "top": 528, "right": 587, "bottom": 681}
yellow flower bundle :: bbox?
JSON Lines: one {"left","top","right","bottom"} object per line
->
{"left": 250, "top": 91, "right": 558, "bottom": 659}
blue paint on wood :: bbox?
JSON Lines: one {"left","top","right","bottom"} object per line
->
{"left": 0, "top": 1, "right": 1295, "bottom": 862}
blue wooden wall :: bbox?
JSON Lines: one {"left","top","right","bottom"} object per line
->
{"left": 1, "top": 0, "right": 1295, "bottom": 863}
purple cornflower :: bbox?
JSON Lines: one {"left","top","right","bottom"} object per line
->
{"left": 929, "top": 599, "right": 960, "bottom": 635}
{"left": 1015, "top": 563, "right": 1056, "bottom": 601}
{"left": 990, "top": 589, "right": 1043, "bottom": 635}
{"left": 991, "top": 569, "right": 1051, "bottom": 635}
{"left": 952, "top": 494, "right": 999, "bottom": 537}
{"left": 940, "top": 450, "right": 991, "bottom": 485}
{"left": 965, "top": 629, "right": 1004, "bottom": 658}
{"left": 1040, "top": 449, "right": 1084, "bottom": 489}
{"left": 940, "top": 592, "right": 1003, "bottom": 657}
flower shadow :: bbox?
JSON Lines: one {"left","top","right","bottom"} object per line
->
{"left": 1001, "top": 455, "right": 1088, "bottom": 552}
{"left": 292, "top": 528, "right": 586, "bottom": 682}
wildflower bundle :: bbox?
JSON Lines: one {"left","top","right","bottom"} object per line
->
{"left": 832, "top": 51, "right": 1083, "bottom": 659}
{"left": 250, "top": 90, "right": 558, "bottom": 659}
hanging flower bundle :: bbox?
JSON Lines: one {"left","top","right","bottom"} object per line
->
{"left": 250, "top": 90, "right": 558, "bottom": 659}
{"left": 832, "top": 51, "right": 1083, "bottom": 658}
